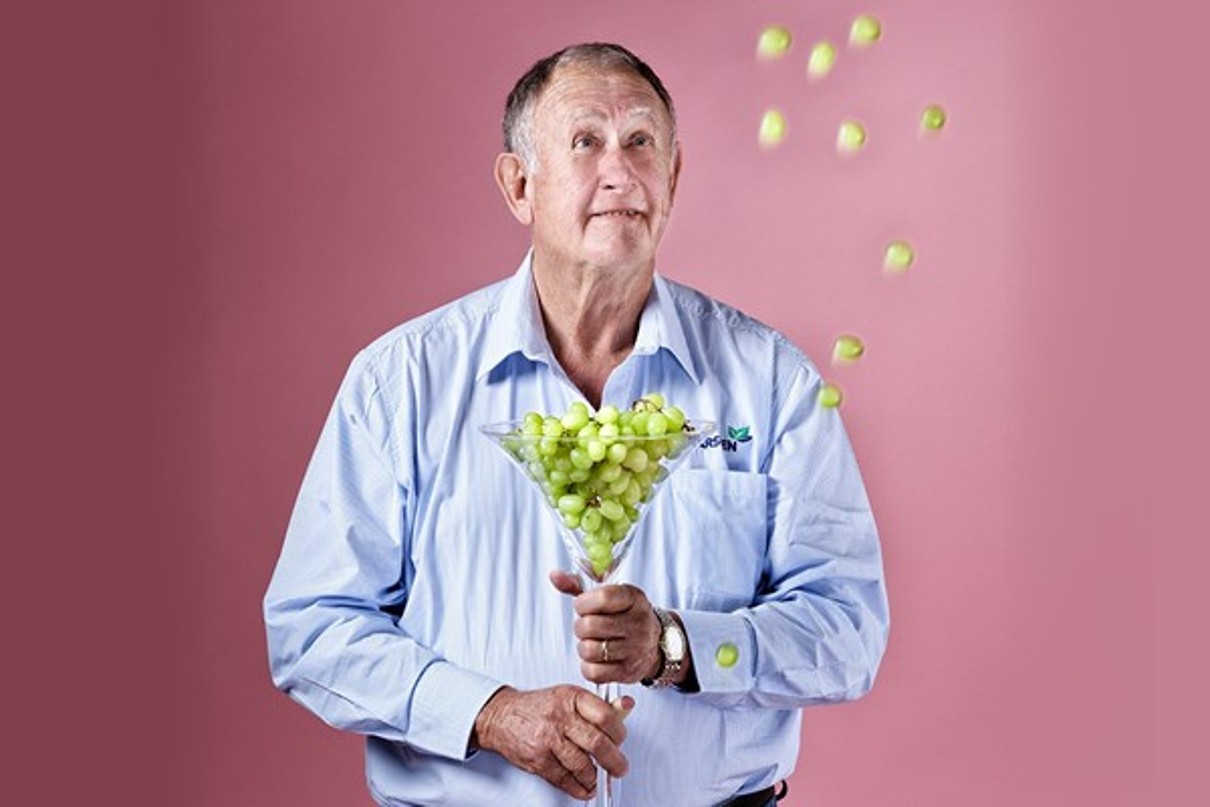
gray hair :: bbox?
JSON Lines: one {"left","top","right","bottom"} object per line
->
{"left": 502, "top": 42, "right": 677, "bottom": 173}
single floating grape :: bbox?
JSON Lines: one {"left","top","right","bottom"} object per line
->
{"left": 884, "top": 240, "right": 915, "bottom": 273}
{"left": 808, "top": 41, "right": 836, "bottom": 79}
{"left": 921, "top": 103, "right": 947, "bottom": 132}
{"left": 850, "top": 14, "right": 882, "bottom": 47}
{"left": 837, "top": 119, "right": 866, "bottom": 153}
{"left": 757, "top": 25, "right": 792, "bottom": 59}
{"left": 715, "top": 642, "right": 740, "bottom": 668}
{"left": 832, "top": 334, "right": 865, "bottom": 365}
{"left": 759, "top": 109, "right": 788, "bottom": 149}
{"left": 818, "top": 382, "right": 844, "bottom": 409}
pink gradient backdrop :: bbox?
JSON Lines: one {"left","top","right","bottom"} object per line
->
{"left": 152, "top": 1, "right": 1165, "bottom": 804}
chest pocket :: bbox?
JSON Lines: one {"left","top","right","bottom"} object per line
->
{"left": 655, "top": 468, "right": 768, "bottom": 612}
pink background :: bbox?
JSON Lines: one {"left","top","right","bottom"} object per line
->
{"left": 137, "top": 0, "right": 1183, "bottom": 804}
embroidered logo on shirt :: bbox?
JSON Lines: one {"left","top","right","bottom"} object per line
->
{"left": 702, "top": 425, "right": 753, "bottom": 452}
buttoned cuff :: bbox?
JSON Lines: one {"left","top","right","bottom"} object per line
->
{"left": 409, "top": 660, "right": 504, "bottom": 760}
{"left": 676, "top": 609, "right": 755, "bottom": 695}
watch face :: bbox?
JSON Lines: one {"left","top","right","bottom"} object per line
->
{"left": 664, "top": 625, "right": 686, "bottom": 661}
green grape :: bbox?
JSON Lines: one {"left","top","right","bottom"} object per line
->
{"left": 580, "top": 507, "right": 603, "bottom": 533}
{"left": 808, "top": 41, "right": 836, "bottom": 79}
{"left": 598, "top": 462, "right": 623, "bottom": 483}
{"left": 642, "top": 392, "right": 666, "bottom": 409}
{"left": 558, "top": 494, "right": 587, "bottom": 515}
{"left": 832, "top": 334, "right": 865, "bottom": 364}
{"left": 554, "top": 456, "right": 573, "bottom": 473}
{"left": 610, "top": 519, "right": 630, "bottom": 542}
{"left": 563, "top": 512, "right": 581, "bottom": 530}
{"left": 757, "top": 25, "right": 792, "bottom": 59}
{"left": 599, "top": 499, "right": 625, "bottom": 522}
{"left": 586, "top": 440, "right": 607, "bottom": 462}
{"left": 622, "top": 447, "right": 649, "bottom": 473}
{"left": 631, "top": 411, "right": 648, "bottom": 435}
{"left": 598, "top": 422, "right": 619, "bottom": 443}
{"left": 549, "top": 469, "right": 570, "bottom": 487}
{"left": 608, "top": 473, "right": 632, "bottom": 496}
{"left": 607, "top": 442, "right": 629, "bottom": 463}
{"left": 576, "top": 422, "right": 599, "bottom": 439}
{"left": 759, "top": 109, "right": 787, "bottom": 149}
{"left": 623, "top": 504, "right": 640, "bottom": 523}
{"left": 568, "top": 468, "right": 591, "bottom": 483}
{"left": 884, "top": 240, "right": 914, "bottom": 272}
{"left": 850, "top": 14, "right": 882, "bottom": 46}
{"left": 646, "top": 412, "right": 669, "bottom": 436}
{"left": 623, "top": 478, "right": 642, "bottom": 506}
{"left": 921, "top": 103, "right": 947, "bottom": 131}
{"left": 715, "top": 642, "right": 740, "bottom": 668}
{"left": 539, "top": 436, "right": 559, "bottom": 456}
{"left": 595, "top": 404, "right": 620, "bottom": 424}
{"left": 837, "top": 119, "right": 866, "bottom": 153}
{"left": 588, "top": 542, "right": 612, "bottom": 566}
{"left": 818, "top": 382, "right": 844, "bottom": 409}
{"left": 523, "top": 411, "right": 543, "bottom": 433}
{"left": 663, "top": 406, "right": 686, "bottom": 432}
{"left": 561, "top": 406, "right": 590, "bottom": 432}
{"left": 569, "top": 448, "right": 593, "bottom": 470}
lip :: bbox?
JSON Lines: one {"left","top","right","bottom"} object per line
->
{"left": 589, "top": 209, "right": 645, "bottom": 219}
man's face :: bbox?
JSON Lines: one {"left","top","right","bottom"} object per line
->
{"left": 525, "top": 64, "right": 680, "bottom": 275}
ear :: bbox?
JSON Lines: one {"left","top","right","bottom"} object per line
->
{"left": 494, "top": 152, "right": 533, "bottom": 226}
{"left": 668, "top": 140, "right": 684, "bottom": 205}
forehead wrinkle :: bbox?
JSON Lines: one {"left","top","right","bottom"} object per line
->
{"left": 564, "top": 106, "right": 660, "bottom": 131}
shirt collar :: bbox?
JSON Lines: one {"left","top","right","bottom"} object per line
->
{"left": 475, "top": 250, "right": 700, "bottom": 385}
{"left": 476, "top": 251, "right": 551, "bottom": 381}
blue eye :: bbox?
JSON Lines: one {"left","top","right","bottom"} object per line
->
{"left": 573, "top": 135, "right": 595, "bottom": 149}
{"left": 630, "top": 133, "right": 652, "bottom": 147}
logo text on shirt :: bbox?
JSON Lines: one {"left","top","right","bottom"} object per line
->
{"left": 701, "top": 425, "right": 753, "bottom": 453}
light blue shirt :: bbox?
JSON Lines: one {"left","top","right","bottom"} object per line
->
{"left": 264, "top": 253, "right": 889, "bottom": 806}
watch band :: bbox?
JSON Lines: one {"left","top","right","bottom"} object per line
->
{"left": 640, "top": 608, "right": 685, "bottom": 689}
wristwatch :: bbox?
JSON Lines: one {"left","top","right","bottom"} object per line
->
{"left": 641, "top": 608, "right": 687, "bottom": 688}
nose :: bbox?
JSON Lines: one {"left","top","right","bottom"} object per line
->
{"left": 598, "top": 144, "right": 637, "bottom": 192}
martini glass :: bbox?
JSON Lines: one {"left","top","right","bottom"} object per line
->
{"left": 481, "top": 411, "right": 715, "bottom": 806}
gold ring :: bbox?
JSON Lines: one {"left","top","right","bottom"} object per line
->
{"left": 601, "top": 639, "right": 611, "bottom": 663}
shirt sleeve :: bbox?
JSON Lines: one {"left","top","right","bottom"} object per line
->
{"left": 263, "top": 350, "right": 503, "bottom": 760}
{"left": 677, "top": 359, "right": 890, "bottom": 709}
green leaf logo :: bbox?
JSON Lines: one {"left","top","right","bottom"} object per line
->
{"left": 727, "top": 425, "right": 752, "bottom": 442}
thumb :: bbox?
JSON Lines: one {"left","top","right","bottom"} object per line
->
{"left": 548, "top": 569, "right": 585, "bottom": 597}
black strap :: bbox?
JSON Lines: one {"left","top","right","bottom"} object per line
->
{"left": 720, "top": 779, "right": 789, "bottom": 807}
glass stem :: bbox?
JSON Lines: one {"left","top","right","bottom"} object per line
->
{"left": 592, "top": 679, "right": 619, "bottom": 807}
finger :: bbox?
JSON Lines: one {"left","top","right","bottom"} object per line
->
{"left": 550, "top": 739, "right": 597, "bottom": 796}
{"left": 573, "top": 689, "right": 628, "bottom": 746}
{"left": 611, "top": 695, "right": 635, "bottom": 721}
{"left": 573, "top": 584, "right": 634, "bottom": 615}
{"left": 573, "top": 614, "right": 621, "bottom": 640}
{"left": 565, "top": 717, "right": 629, "bottom": 778}
{"left": 577, "top": 638, "right": 627, "bottom": 664}
{"left": 548, "top": 569, "right": 584, "bottom": 597}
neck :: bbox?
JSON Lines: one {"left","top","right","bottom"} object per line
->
{"left": 530, "top": 253, "right": 652, "bottom": 406}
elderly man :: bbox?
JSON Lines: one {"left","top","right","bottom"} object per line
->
{"left": 265, "top": 42, "right": 889, "bottom": 806}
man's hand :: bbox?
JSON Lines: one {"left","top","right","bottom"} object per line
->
{"left": 550, "top": 570, "right": 663, "bottom": 685}
{"left": 473, "top": 685, "right": 631, "bottom": 800}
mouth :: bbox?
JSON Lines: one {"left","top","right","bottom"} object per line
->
{"left": 590, "top": 209, "right": 644, "bottom": 219}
